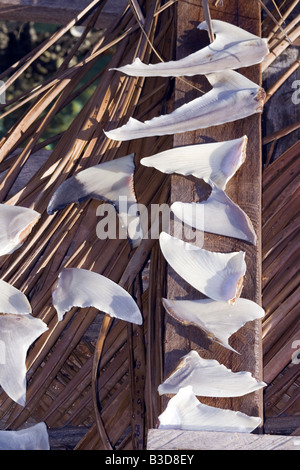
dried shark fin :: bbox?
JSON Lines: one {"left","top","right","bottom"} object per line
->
{"left": 52, "top": 267, "right": 143, "bottom": 325}
{"left": 104, "top": 70, "right": 265, "bottom": 141}
{"left": 159, "top": 232, "right": 246, "bottom": 303}
{"left": 171, "top": 185, "right": 257, "bottom": 244}
{"left": 141, "top": 136, "right": 247, "bottom": 191}
{"left": 0, "top": 422, "right": 50, "bottom": 450}
{"left": 47, "top": 154, "right": 143, "bottom": 248}
{"left": 162, "top": 297, "right": 265, "bottom": 352}
{"left": 158, "top": 386, "right": 262, "bottom": 432}
{"left": 158, "top": 350, "right": 266, "bottom": 397}
{"left": 0, "top": 313, "right": 48, "bottom": 406}
{"left": 0, "top": 278, "right": 32, "bottom": 315}
{"left": 0, "top": 203, "right": 40, "bottom": 256}
{"left": 113, "top": 20, "right": 268, "bottom": 78}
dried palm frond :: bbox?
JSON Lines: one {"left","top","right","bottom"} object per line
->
{"left": 262, "top": 140, "right": 300, "bottom": 383}
{"left": 260, "top": 0, "right": 300, "bottom": 434}
{"left": 0, "top": 0, "right": 175, "bottom": 449}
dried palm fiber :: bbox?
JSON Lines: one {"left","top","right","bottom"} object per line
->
{"left": 259, "top": 0, "right": 300, "bottom": 435}
{"left": 262, "top": 18, "right": 300, "bottom": 72}
{"left": 0, "top": 0, "right": 175, "bottom": 449}
{"left": 262, "top": 0, "right": 299, "bottom": 38}
{"left": 261, "top": 0, "right": 300, "bottom": 72}
{"left": 261, "top": 138, "right": 300, "bottom": 428}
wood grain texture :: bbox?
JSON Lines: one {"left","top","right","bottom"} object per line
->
{"left": 163, "top": 0, "right": 264, "bottom": 423}
{"left": 147, "top": 429, "right": 300, "bottom": 450}
{"left": 0, "top": 0, "right": 127, "bottom": 29}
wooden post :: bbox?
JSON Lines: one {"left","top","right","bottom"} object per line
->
{"left": 160, "top": 0, "right": 264, "bottom": 433}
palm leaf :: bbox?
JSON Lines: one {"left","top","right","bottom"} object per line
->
{"left": 0, "top": 0, "right": 174, "bottom": 449}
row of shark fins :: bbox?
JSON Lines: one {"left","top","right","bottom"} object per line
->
{"left": 0, "top": 19, "right": 269, "bottom": 449}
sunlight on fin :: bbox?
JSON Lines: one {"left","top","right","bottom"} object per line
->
{"left": 52, "top": 267, "right": 143, "bottom": 325}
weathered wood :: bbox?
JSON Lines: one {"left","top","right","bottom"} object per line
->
{"left": 147, "top": 429, "right": 300, "bottom": 450}
{"left": 0, "top": 0, "right": 127, "bottom": 29}
{"left": 264, "top": 416, "right": 300, "bottom": 436}
{"left": 48, "top": 426, "right": 91, "bottom": 450}
{"left": 163, "top": 0, "right": 264, "bottom": 424}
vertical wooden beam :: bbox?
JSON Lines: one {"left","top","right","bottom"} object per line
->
{"left": 163, "top": 0, "right": 264, "bottom": 423}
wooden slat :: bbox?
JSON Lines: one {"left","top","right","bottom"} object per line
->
{"left": 0, "top": 0, "right": 127, "bottom": 29}
{"left": 163, "top": 0, "right": 264, "bottom": 423}
{"left": 147, "top": 429, "right": 300, "bottom": 451}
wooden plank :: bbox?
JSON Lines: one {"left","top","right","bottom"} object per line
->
{"left": 48, "top": 426, "right": 90, "bottom": 450}
{"left": 163, "top": 0, "right": 264, "bottom": 423}
{"left": 0, "top": 0, "right": 127, "bottom": 29}
{"left": 147, "top": 429, "right": 300, "bottom": 451}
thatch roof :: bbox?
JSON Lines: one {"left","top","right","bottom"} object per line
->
{"left": 0, "top": 0, "right": 299, "bottom": 449}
